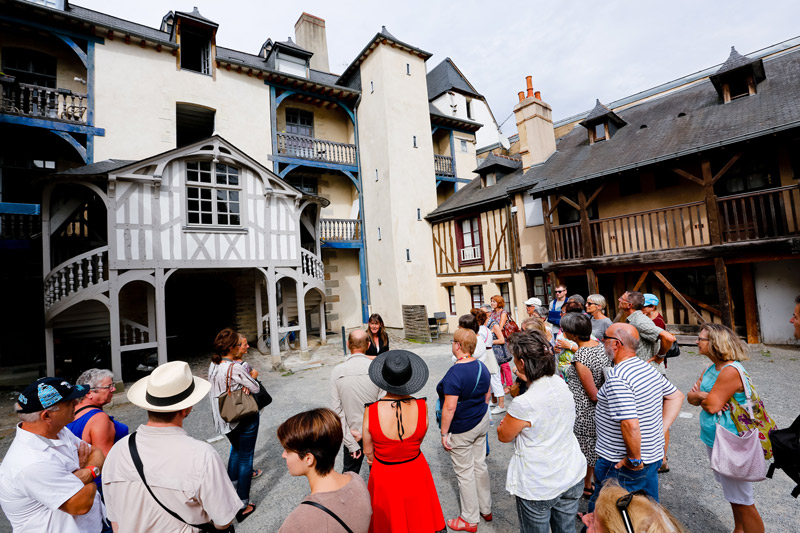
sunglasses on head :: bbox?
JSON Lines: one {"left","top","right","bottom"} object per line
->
{"left": 616, "top": 489, "right": 647, "bottom": 533}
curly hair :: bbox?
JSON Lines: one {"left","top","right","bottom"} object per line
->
{"left": 701, "top": 323, "right": 748, "bottom": 362}
{"left": 471, "top": 308, "right": 488, "bottom": 326}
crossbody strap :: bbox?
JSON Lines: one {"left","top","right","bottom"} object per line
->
{"left": 300, "top": 501, "right": 353, "bottom": 533}
{"left": 128, "top": 432, "right": 215, "bottom": 531}
{"left": 470, "top": 363, "right": 483, "bottom": 396}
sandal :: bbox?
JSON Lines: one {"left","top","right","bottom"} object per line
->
{"left": 582, "top": 485, "right": 595, "bottom": 499}
{"left": 480, "top": 512, "right": 493, "bottom": 522}
{"left": 252, "top": 468, "right": 263, "bottom": 479}
{"left": 446, "top": 516, "right": 478, "bottom": 532}
{"left": 658, "top": 460, "right": 670, "bottom": 474}
{"left": 236, "top": 503, "right": 256, "bottom": 523}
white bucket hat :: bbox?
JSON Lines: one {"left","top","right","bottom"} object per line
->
{"left": 524, "top": 297, "right": 542, "bottom": 307}
{"left": 127, "top": 361, "right": 211, "bottom": 412}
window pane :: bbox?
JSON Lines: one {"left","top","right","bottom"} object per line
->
{"left": 201, "top": 213, "right": 212, "bottom": 224}
{"left": 218, "top": 214, "right": 228, "bottom": 225}
{"left": 188, "top": 212, "right": 199, "bottom": 224}
{"left": 200, "top": 189, "right": 211, "bottom": 199}
{"left": 230, "top": 214, "right": 240, "bottom": 225}
{"left": 188, "top": 199, "right": 199, "bottom": 211}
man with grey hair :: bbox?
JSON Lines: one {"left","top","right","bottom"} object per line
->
{"left": 67, "top": 369, "right": 129, "bottom": 492}
{"left": 590, "top": 323, "right": 683, "bottom": 510}
{"left": 0, "top": 377, "right": 107, "bottom": 532}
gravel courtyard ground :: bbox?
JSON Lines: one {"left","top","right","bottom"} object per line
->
{"left": 1, "top": 333, "right": 798, "bottom": 532}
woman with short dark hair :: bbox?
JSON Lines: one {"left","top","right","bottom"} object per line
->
{"left": 497, "top": 330, "right": 586, "bottom": 533}
{"left": 278, "top": 408, "right": 371, "bottom": 532}
{"left": 561, "top": 313, "right": 610, "bottom": 499}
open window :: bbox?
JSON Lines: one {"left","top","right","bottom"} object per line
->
{"left": 180, "top": 28, "right": 212, "bottom": 75}
{"left": 176, "top": 104, "right": 215, "bottom": 148}
{"left": 456, "top": 216, "right": 482, "bottom": 265}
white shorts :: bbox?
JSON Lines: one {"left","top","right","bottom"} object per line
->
{"left": 489, "top": 372, "right": 504, "bottom": 397}
{"left": 705, "top": 445, "right": 755, "bottom": 506}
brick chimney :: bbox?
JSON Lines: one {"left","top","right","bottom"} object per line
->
{"left": 294, "top": 12, "right": 329, "bottom": 73}
{"left": 513, "top": 77, "right": 556, "bottom": 170}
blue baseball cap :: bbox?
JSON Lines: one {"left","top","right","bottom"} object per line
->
{"left": 16, "top": 377, "right": 88, "bottom": 413}
{"left": 643, "top": 293, "right": 659, "bottom": 307}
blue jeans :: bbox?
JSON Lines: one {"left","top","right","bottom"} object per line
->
{"left": 226, "top": 413, "right": 260, "bottom": 506}
{"left": 588, "top": 456, "right": 662, "bottom": 512}
{"left": 515, "top": 481, "right": 582, "bottom": 533}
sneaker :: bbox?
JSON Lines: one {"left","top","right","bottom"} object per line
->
{"left": 490, "top": 406, "right": 507, "bottom": 415}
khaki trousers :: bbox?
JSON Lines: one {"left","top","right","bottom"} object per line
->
{"left": 448, "top": 410, "right": 492, "bottom": 523}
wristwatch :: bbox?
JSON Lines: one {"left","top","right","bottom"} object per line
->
{"left": 86, "top": 465, "right": 100, "bottom": 479}
{"left": 627, "top": 457, "right": 643, "bottom": 468}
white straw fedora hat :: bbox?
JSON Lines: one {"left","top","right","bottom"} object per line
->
{"left": 127, "top": 361, "right": 211, "bottom": 412}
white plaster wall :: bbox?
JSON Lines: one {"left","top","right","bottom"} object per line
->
{"left": 754, "top": 260, "right": 800, "bottom": 345}
{"left": 93, "top": 40, "right": 271, "bottom": 165}
{"left": 358, "top": 45, "right": 439, "bottom": 328}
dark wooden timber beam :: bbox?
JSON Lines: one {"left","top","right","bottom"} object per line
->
{"left": 586, "top": 183, "right": 606, "bottom": 207}
{"left": 741, "top": 263, "right": 760, "bottom": 343}
{"left": 578, "top": 189, "right": 593, "bottom": 259}
{"left": 653, "top": 270, "right": 707, "bottom": 325}
{"left": 712, "top": 152, "right": 743, "bottom": 185}
{"left": 672, "top": 167, "right": 704, "bottom": 187}
{"left": 713, "top": 258, "right": 734, "bottom": 328}
{"left": 701, "top": 158, "right": 723, "bottom": 246}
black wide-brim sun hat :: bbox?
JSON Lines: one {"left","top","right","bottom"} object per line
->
{"left": 369, "top": 349, "right": 429, "bottom": 396}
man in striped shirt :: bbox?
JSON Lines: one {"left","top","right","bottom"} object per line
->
{"left": 588, "top": 323, "right": 684, "bottom": 511}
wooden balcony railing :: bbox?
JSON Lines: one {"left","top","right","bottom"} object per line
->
{"left": 276, "top": 132, "right": 357, "bottom": 166}
{"left": 320, "top": 218, "right": 361, "bottom": 241}
{"left": 1, "top": 81, "right": 88, "bottom": 124}
{"left": 551, "top": 222, "right": 583, "bottom": 261}
{"left": 0, "top": 202, "right": 41, "bottom": 240}
{"left": 719, "top": 185, "right": 800, "bottom": 242}
{"left": 434, "top": 154, "right": 454, "bottom": 176}
{"left": 589, "top": 201, "right": 708, "bottom": 258}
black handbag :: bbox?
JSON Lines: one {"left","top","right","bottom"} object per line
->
{"left": 252, "top": 378, "right": 272, "bottom": 410}
{"left": 664, "top": 342, "right": 681, "bottom": 358}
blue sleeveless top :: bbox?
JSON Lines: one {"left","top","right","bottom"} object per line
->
{"left": 66, "top": 407, "right": 130, "bottom": 490}
{"left": 698, "top": 361, "right": 749, "bottom": 447}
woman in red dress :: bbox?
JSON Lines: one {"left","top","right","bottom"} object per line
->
{"left": 363, "top": 350, "right": 446, "bottom": 533}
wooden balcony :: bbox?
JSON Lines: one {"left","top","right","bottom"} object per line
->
{"left": 434, "top": 154, "right": 454, "bottom": 176}
{"left": 276, "top": 132, "right": 357, "bottom": 166}
{"left": 0, "top": 202, "right": 41, "bottom": 240}
{"left": 0, "top": 81, "right": 88, "bottom": 124}
{"left": 320, "top": 218, "right": 361, "bottom": 243}
{"left": 548, "top": 185, "right": 800, "bottom": 263}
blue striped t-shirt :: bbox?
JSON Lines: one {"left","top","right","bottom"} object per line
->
{"left": 595, "top": 356, "right": 677, "bottom": 464}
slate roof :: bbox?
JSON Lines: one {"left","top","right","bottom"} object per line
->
{"left": 174, "top": 7, "right": 218, "bottom": 28}
{"left": 272, "top": 37, "right": 313, "bottom": 58}
{"left": 65, "top": 4, "right": 175, "bottom": 47}
{"left": 338, "top": 26, "right": 432, "bottom": 87}
{"left": 579, "top": 99, "right": 626, "bottom": 127}
{"left": 427, "top": 58, "right": 481, "bottom": 101}
{"left": 715, "top": 46, "right": 755, "bottom": 75}
{"left": 48, "top": 159, "right": 135, "bottom": 178}
{"left": 425, "top": 167, "right": 527, "bottom": 221}
{"left": 474, "top": 153, "right": 521, "bottom": 174}
{"left": 509, "top": 45, "right": 800, "bottom": 196}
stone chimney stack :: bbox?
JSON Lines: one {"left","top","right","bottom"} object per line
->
{"left": 513, "top": 76, "right": 556, "bottom": 170}
{"left": 294, "top": 12, "right": 330, "bottom": 73}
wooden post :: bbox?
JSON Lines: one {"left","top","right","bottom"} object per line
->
{"left": 45, "top": 327, "right": 55, "bottom": 377}
{"left": 586, "top": 268, "right": 598, "bottom": 295}
{"left": 578, "top": 188, "right": 593, "bottom": 259}
{"left": 255, "top": 276, "right": 266, "bottom": 354}
{"left": 542, "top": 195, "right": 555, "bottom": 261}
{"left": 296, "top": 279, "right": 309, "bottom": 359}
{"left": 613, "top": 272, "right": 626, "bottom": 320}
{"left": 109, "top": 270, "right": 123, "bottom": 379}
{"left": 701, "top": 158, "right": 722, "bottom": 245}
{"left": 741, "top": 263, "right": 759, "bottom": 344}
{"left": 547, "top": 271, "right": 558, "bottom": 304}
{"left": 154, "top": 268, "right": 168, "bottom": 367}
{"left": 267, "top": 272, "right": 281, "bottom": 365}
{"left": 714, "top": 257, "right": 734, "bottom": 329}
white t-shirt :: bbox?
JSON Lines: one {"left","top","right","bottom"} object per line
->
{"left": 0, "top": 424, "right": 105, "bottom": 533}
{"left": 476, "top": 325, "right": 499, "bottom": 374}
{"left": 505, "top": 375, "right": 586, "bottom": 501}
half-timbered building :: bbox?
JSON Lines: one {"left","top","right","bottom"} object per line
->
{"left": 41, "top": 135, "right": 326, "bottom": 378}
{"left": 506, "top": 40, "right": 800, "bottom": 344}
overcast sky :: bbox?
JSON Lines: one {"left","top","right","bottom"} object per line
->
{"left": 75, "top": 0, "right": 800, "bottom": 136}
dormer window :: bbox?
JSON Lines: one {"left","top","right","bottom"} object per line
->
{"left": 710, "top": 46, "right": 766, "bottom": 104}
{"left": 181, "top": 29, "right": 211, "bottom": 74}
{"left": 277, "top": 53, "right": 308, "bottom": 78}
{"left": 485, "top": 173, "right": 497, "bottom": 187}
{"left": 580, "top": 100, "right": 625, "bottom": 145}
{"left": 593, "top": 122, "right": 607, "bottom": 143}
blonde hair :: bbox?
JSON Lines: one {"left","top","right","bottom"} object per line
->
{"left": 521, "top": 317, "right": 546, "bottom": 335}
{"left": 454, "top": 327, "right": 477, "bottom": 356}
{"left": 701, "top": 323, "right": 748, "bottom": 362}
{"left": 594, "top": 480, "right": 687, "bottom": 533}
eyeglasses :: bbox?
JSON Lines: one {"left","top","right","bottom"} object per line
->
{"left": 616, "top": 490, "right": 647, "bottom": 533}
{"left": 236, "top": 341, "right": 249, "bottom": 347}
{"left": 603, "top": 334, "right": 621, "bottom": 343}
{"left": 696, "top": 337, "right": 709, "bottom": 342}
{"left": 93, "top": 384, "right": 115, "bottom": 391}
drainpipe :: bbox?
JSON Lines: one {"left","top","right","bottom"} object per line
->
{"left": 352, "top": 93, "right": 371, "bottom": 322}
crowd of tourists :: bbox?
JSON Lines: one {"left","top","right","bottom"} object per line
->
{"left": 0, "top": 290, "right": 794, "bottom": 532}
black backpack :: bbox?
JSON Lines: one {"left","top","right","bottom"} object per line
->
{"left": 767, "top": 412, "right": 800, "bottom": 498}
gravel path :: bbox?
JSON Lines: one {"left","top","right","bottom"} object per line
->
{"left": 1, "top": 337, "right": 798, "bottom": 532}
